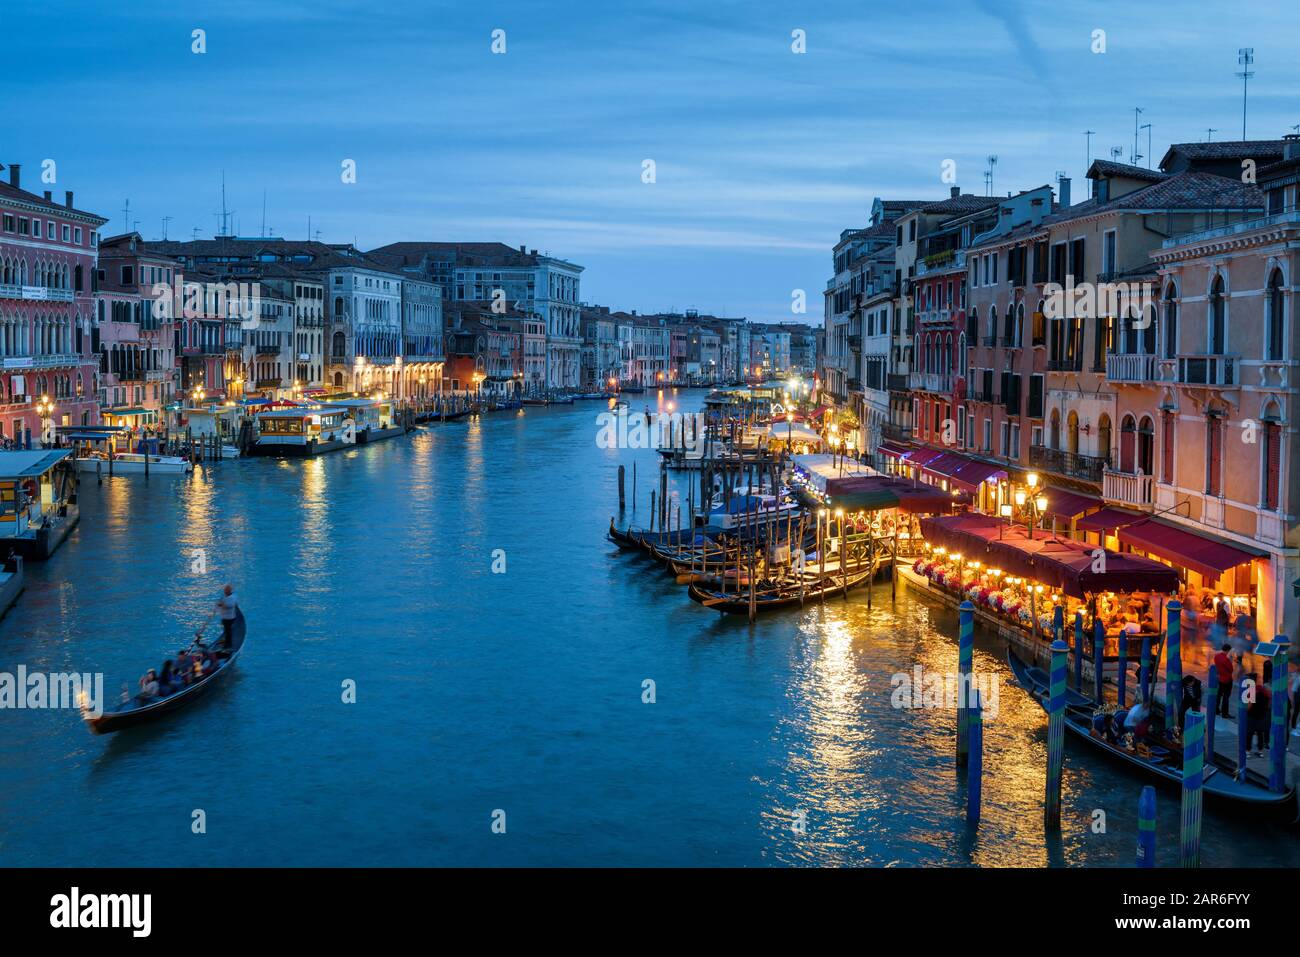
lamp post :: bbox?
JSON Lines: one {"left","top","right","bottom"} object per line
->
{"left": 35, "top": 394, "right": 55, "bottom": 448}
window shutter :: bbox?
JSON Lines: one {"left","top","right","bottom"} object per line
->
{"left": 1266, "top": 423, "right": 1281, "bottom": 511}
{"left": 1207, "top": 417, "right": 1222, "bottom": 497}
{"left": 1161, "top": 412, "right": 1175, "bottom": 485}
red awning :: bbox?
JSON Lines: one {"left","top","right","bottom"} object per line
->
{"left": 809, "top": 406, "right": 831, "bottom": 419}
{"left": 921, "top": 452, "right": 967, "bottom": 480}
{"left": 949, "top": 458, "right": 1007, "bottom": 492}
{"left": 1118, "top": 518, "right": 1263, "bottom": 580}
{"left": 919, "top": 513, "right": 1181, "bottom": 599}
{"left": 1042, "top": 487, "right": 1102, "bottom": 520}
{"left": 877, "top": 441, "right": 909, "bottom": 459}
{"left": 903, "top": 447, "right": 945, "bottom": 466}
{"left": 1076, "top": 506, "right": 1145, "bottom": 533}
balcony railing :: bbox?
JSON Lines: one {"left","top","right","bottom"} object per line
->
{"left": 915, "top": 249, "right": 966, "bottom": 276}
{"left": 1030, "top": 445, "right": 1110, "bottom": 483}
{"left": 1106, "top": 352, "right": 1157, "bottom": 383}
{"left": 970, "top": 388, "right": 997, "bottom": 403}
{"left": 0, "top": 353, "right": 83, "bottom": 371}
{"left": 981, "top": 335, "right": 997, "bottom": 347}
{"left": 919, "top": 308, "right": 953, "bottom": 326}
{"left": 1103, "top": 469, "right": 1154, "bottom": 509}
{"left": 1176, "top": 354, "right": 1238, "bottom": 387}
{"left": 881, "top": 421, "right": 912, "bottom": 443}
{"left": 0, "top": 284, "right": 75, "bottom": 302}
{"left": 886, "top": 373, "right": 909, "bottom": 393}
{"left": 909, "top": 371, "right": 954, "bottom": 394}
{"left": 846, "top": 377, "right": 863, "bottom": 392}
{"left": 256, "top": 343, "right": 280, "bottom": 355}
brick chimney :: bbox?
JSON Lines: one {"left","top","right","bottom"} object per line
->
{"left": 1057, "top": 176, "right": 1071, "bottom": 209}
{"left": 65, "top": 190, "right": 74, "bottom": 209}
{"left": 1285, "top": 133, "right": 1300, "bottom": 161}
{"left": 43, "top": 190, "right": 52, "bottom": 202}
{"left": 7, "top": 164, "right": 19, "bottom": 188}
{"left": 950, "top": 186, "right": 960, "bottom": 198}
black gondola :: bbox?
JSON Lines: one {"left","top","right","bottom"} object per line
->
{"left": 688, "top": 568, "right": 875, "bottom": 614}
{"left": 1007, "top": 648, "right": 1294, "bottom": 809}
{"left": 83, "top": 609, "right": 247, "bottom": 735}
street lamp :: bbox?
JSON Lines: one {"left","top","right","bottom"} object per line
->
{"left": 35, "top": 395, "right": 54, "bottom": 447}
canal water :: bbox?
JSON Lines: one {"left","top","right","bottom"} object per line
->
{"left": 0, "top": 390, "right": 1295, "bottom": 866}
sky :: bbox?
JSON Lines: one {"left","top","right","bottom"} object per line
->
{"left": 11, "top": 0, "right": 1300, "bottom": 322}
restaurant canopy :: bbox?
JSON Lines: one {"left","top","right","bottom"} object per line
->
{"left": 876, "top": 441, "right": 910, "bottom": 459}
{"left": 1041, "top": 486, "right": 1102, "bottom": 521}
{"left": 766, "top": 422, "right": 822, "bottom": 444}
{"left": 791, "top": 453, "right": 875, "bottom": 493}
{"left": 825, "top": 475, "right": 965, "bottom": 514}
{"left": 0, "top": 450, "right": 72, "bottom": 479}
{"left": 1117, "top": 517, "right": 1262, "bottom": 580}
{"left": 919, "top": 513, "right": 1181, "bottom": 599}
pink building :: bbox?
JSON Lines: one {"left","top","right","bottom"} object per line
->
{"left": 0, "top": 164, "right": 107, "bottom": 445}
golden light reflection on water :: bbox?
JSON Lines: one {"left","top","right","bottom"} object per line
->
{"left": 760, "top": 584, "right": 1117, "bottom": 867}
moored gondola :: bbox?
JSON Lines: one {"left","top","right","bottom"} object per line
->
{"left": 83, "top": 610, "right": 247, "bottom": 735}
{"left": 688, "top": 567, "right": 875, "bottom": 614}
{"left": 1007, "top": 648, "right": 1294, "bottom": 809}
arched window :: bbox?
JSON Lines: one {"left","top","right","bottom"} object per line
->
{"left": 1163, "top": 282, "right": 1178, "bottom": 359}
{"left": 1049, "top": 408, "right": 1061, "bottom": 450}
{"left": 1136, "top": 415, "right": 1155, "bottom": 476}
{"left": 1119, "top": 414, "right": 1137, "bottom": 472}
{"left": 987, "top": 305, "right": 997, "bottom": 342}
{"left": 1098, "top": 413, "right": 1113, "bottom": 465}
{"left": 1067, "top": 410, "right": 1080, "bottom": 455}
{"left": 1209, "top": 275, "right": 1226, "bottom": 353}
{"left": 1266, "top": 269, "right": 1285, "bottom": 361}
{"left": 1262, "top": 401, "right": 1282, "bottom": 511}
{"left": 1015, "top": 302, "right": 1025, "bottom": 346}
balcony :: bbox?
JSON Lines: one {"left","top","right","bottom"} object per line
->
{"left": 847, "top": 335, "right": 862, "bottom": 351}
{"left": 1103, "top": 469, "right": 1154, "bottom": 509}
{"left": 1030, "top": 445, "right": 1110, "bottom": 484}
{"left": 909, "top": 371, "right": 954, "bottom": 394}
{"left": 981, "top": 335, "right": 997, "bottom": 348}
{"left": 1106, "top": 352, "right": 1157, "bottom": 384}
{"left": 0, "top": 353, "right": 83, "bottom": 371}
{"left": 1176, "top": 354, "right": 1238, "bottom": 388}
{"left": 255, "top": 377, "right": 282, "bottom": 389}
{"left": 256, "top": 343, "right": 280, "bottom": 355}
{"left": 882, "top": 421, "right": 912, "bottom": 443}
{"left": 919, "top": 308, "right": 953, "bottom": 326}
{"left": 0, "top": 284, "right": 75, "bottom": 302}
{"left": 846, "top": 377, "right": 863, "bottom": 392}
{"left": 886, "top": 373, "right": 909, "bottom": 393}
{"left": 916, "top": 249, "right": 966, "bottom": 276}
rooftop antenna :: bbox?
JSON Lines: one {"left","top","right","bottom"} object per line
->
{"left": 1132, "top": 107, "right": 1144, "bottom": 165}
{"left": 1236, "top": 48, "right": 1255, "bottom": 140}
{"left": 122, "top": 198, "right": 131, "bottom": 233}
{"left": 1206, "top": 127, "right": 1218, "bottom": 142}
{"left": 192, "top": 227, "right": 201, "bottom": 240}
{"left": 1110, "top": 146, "right": 1124, "bottom": 161}
{"left": 215, "top": 171, "right": 235, "bottom": 237}
{"left": 1083, "top": 130, "right": 1095, "bottom": 172}
{"left": 983, "top": 154, "right": 998, "bottom": 196}
{"left": 161, "top": 215, "right": 172, "bottom": 240}
{"left": 1140, "top": 123, "right": 1153, "bottom": 168}
{"left": 260, "top": 189, "right": 267, "bottom": 238}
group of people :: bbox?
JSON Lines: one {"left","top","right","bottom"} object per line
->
{"left": 136, "top": 586, "right": 240, "bottom": 702}
{"left": 1212, "top": 644, "right": 1300, "bottom": 756}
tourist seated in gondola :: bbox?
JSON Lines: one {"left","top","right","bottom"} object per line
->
{"left": 157, "top": 660, "right": 179, "bottom": 696}
{"left": 175, "top": 649, "right": 193, "bottom": 685}
{"left": 1122, "top": 700, "right": 1152, "bottom": 747}
{"left": 138, "top": 669, "right": 160, "bottom": 700}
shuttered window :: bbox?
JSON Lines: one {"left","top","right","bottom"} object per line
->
{"left": 1206, "top": 416, "right": 1222, "bottom": 497}
{"left": 1161, "top": 411, "right": 1175, "bottom": 485}
{"left": 1264, "top": 422, "right": 1281, "bottom": 511}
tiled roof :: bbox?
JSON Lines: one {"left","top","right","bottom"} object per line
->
{"left": 368, "top": 242, "right": 540, "bottom": 268}
{"left": 0, "top": 180, "right": 107, "bottom": 223}
{"left": 1159, "top": 139, "right": 1286, "bottom": 169}
{"left": 919, "top": 194, "right": 1001, "bottom": 215}
{"left": 1087, "top": 159, "right": 1167, "bottom": 182}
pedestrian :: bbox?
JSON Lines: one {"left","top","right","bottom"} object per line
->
{"left": 1246, "top": 671, "right": 1271, "bottom": 758}
{"left": 1213, "top": 643, "right": 1234, "bottom": 718}
{"left": 1290, "top": 661, "right": 1300, "bottom": 737}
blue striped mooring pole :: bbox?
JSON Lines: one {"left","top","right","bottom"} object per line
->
{"left": 1045, "top": 638, "right": 1069, "bottom": 828}
{"left": 1136, "top": 785, "right": 1157, "bottom": 868}
{"left": 967, "top": 689, "right": 983, "bottom": 826}
{"left": 1166, "top": 600, "right": 1183, "bottom": 734}
{"left": 957, "top": 601, "right": 974, "bottom": 767}
{"left": 1180, "top": 709, "right": 1205, "bottom": 867}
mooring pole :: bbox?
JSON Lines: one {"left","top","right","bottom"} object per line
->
{"left": 1093, "top": 617, "right": 1105, "bottom": 706}
{"left": 957, "top": 600, "right": 974, "bottom": 767}
{"left": 1180, "top": 709, "right": 1205, "bottom": 868}
{"left": 618, "top": 464, "right": 625, "bottom": 511}
{"left": 1117, "top": 627, "right": 1128, "bottom": 708}
{"left": 1136, "top": 785, "right": 1157, "bottom": 868}
{"left": 1045, "top": 638, "right": 1069, "bottom": 828}
{"left": 1269, "top": 635, "right": 1291, "bottom": 793}
{"left": 1237, "top": 670, "right": 1250, "bottom": 780}
{"left": 1139, "top": 631, "right": 1152, "bottom": 705}
{"left": 967, "top": 689, "right": 983, "bottom": 827}
{"left": 1166, "top": 599, "right": 1183, "bottom": 736}
{"left": 1205, "top": 661, "right": 1218, "bottom": 765}
{"left": 1074, "top": 610, "right": 1084, "bottom": 692}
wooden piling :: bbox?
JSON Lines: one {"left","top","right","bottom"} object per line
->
{"left": 957, "top": 600, "right": 974, "bottom": 767}
{"left": 1269, "top": 635, "right": 1290, "bottom": 792}
{"left": 1136, "top": 786, "right": 1157, "bottom": 868}
{"left": 1237, "top": 671, "right": 1250, "bottom": 780}
{"left": 966, "top": 689, "right": 983, "bottom": 826}
{"left": 1093, "top": 618, "right": 1105, "bottom": 705}
{"left": 1180, "top": 709, "right": 1205, "bottom": 867}
{"left": 1117, "top": 626, "right": 1128, "bottom": 707}
{"left": 1165, "top": 600, "right": 1183, "bottom": 734}
{"left": 1139, "top": 632, "right": 1152, "bottom": 704}
{"left": 1073, "top": 610, "right": 1084, "bottom": 691}
{"left": 1045, "top": 638, "right": 1069, "bottom": 828}
{"left": 617, "top": 465, "right": 625, "bottom": 510}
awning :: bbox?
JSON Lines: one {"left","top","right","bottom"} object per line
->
{"left": 902, "top": 447, "right": 945, "bottom": 467}
{"left": 105, "top": 407, "right": 152, "bottom": 417}
{"left": 809, "top": 405, "right": 831, "bottom": 419}
{"left": 921, "top": 452, "right": 967, "bottom": 480}
{"left": 1042, "top": 487, "right": 1102, "bottom": 521}
{"left": 919, "top": 513, "right": 1181, "bottom": 599}
{"left": 876, "top": 441, "right": 909, "bottom": 459}
{"left": 0, "top": 449, "right": 73, "bottom": 479}
{"left": 1076, "top": 506, "right": 1144, "bottom": 533}
{"left": 949, "top": 458, "right": 1007, "bottom": 492}
{"left": 1118, "top": 518, "right": 1263, "bottom": 580}
{"left": 820, "top": 475, "right": 965, "bottom": 514}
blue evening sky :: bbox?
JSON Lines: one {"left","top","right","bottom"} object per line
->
{"left": 12, "top": 0, "right": 1300, "bottom": 321}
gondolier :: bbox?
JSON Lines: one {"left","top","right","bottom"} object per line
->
{"left": 200, "top": 584, "right": 240, "bottom": 650}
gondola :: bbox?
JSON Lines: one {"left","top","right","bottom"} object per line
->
{"left": 1007, "top": 648, "right": 1294, "bottom": 808}
{"left": 83, "top": 610, "right": 247, "bottom": 735}
{"left": 688, "top": 567, "right": 875, "bottom": 614}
